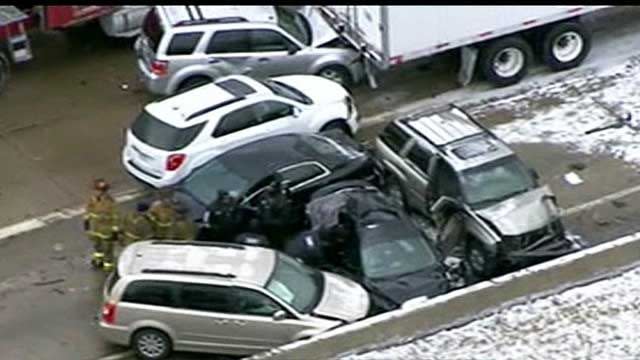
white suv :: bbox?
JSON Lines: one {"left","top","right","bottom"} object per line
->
{"left": 122, "top": 73, "right": 358, "bottom": 188}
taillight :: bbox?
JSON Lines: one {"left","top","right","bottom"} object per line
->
{"left": 166, "top": 154, "right": 186, "bottom": 171}
{"left": 102, "top": 301, "right": 117, "bottom": 325}
{"left": 151, "top": 60, "right": 169, "bottom": 76}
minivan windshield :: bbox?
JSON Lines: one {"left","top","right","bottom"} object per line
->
{"left": 266, "top": 253, "right": 323, "bottom": 313}
{"left": 131, "top": 111, "right": 205, "bottom": 151}
{"left": 275, "top": 7, "right": 311, "bottom": 46}
{"left": 459, "top": 156, "right": 537, "bottom": 208}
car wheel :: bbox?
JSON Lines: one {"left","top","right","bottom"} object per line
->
{"left": 177, "top": 76, "right": 212, "bottom": 92}
{"left": 541, "top": 21, "right": 591, "bottom": 71}
{"left": 132, "top": 328, "right": 172, "bottom": 360}
{"left": 479, "top": 36, "right": 533, "bottom": 87}
{"left": 0, "top": 52, "right": 10, "bottom": 94}
{"left": 320, "top": 120, "right": 352, "bottom": 137}
{"left": 317, "top": 65, "right": 353, "bottom": 88}
{"left": 464, "top": 237, "right": 497, "bottom": 280}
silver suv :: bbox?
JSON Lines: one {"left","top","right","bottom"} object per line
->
{"left": 97, "top": 240, "right": 370, "bottom": 359}
{"left": 135, "top": 6, "right": 364, "bottom": 95}
{"left": 375, "top": 105, "right": 581, "bottom": 279}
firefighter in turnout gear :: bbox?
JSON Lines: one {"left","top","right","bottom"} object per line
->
{"left": 170, "top": 204, "right": 197, "bottom": 240}
{"left": 148, "top": 190, "right": 177, "bottom": 240}
{"left": 84, "top": 178, "right": 119, "bottom": 270}
{"left": 119, "top": 202, "right": 153, "bottom": 250}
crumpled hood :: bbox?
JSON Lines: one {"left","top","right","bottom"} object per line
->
{"left": 273, "top": 74, "right": 348, "bottom": 104}
{"left": 313, "top": 272, "right": 370, "bottom": 322}
{"left": 372, "top": 268, "right": 450, "bottom": 306}
{"left": 299, "top": 6, "right": 339, "bottom": 47}
{"left": 476, "top": 186, "right": 559, "bottom": 236}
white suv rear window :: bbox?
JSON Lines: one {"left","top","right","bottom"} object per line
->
{"left": 131, "top": 111, "right": 205, "bottom": 151}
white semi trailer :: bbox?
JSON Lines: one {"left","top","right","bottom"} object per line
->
{"left": 319, "top": 6, "right": 609, "bottom": 87}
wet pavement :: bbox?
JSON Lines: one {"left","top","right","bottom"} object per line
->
{"left": 2, "top": 6, "right": 640, "bottom": 360}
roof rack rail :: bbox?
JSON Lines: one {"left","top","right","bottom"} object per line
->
{"left": 141, "top": 269, "right": 236, "bottom": 278}
{"left": 150, "top": 240, "right": 245, "bottom": 250}
{"left": 175, "top": 17, "right": 248, "bottom": 27}
{"left": 186, "top": 97, "right": 246, "bottom": 121}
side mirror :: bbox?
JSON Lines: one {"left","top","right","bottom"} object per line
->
{"left": 287, "top": 45, "right": 299, "bottom": 55}
{"left": 292, "top": 107, "right": 302, "bottom": 117}
{"left": 272, "top": 310, "right": 287, "bottom": 321}
{"left": 241, "top": 66, "right": 253, "bottom": 75}
{"left": 430, "top": 196, "right": 459, "bottom": 214}
{"left": 529, "top": 168, "right": 540, "bottom": 181}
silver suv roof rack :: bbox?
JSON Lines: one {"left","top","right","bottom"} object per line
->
{"left": 150, "top": 240, "right": 245, "bottom": 250}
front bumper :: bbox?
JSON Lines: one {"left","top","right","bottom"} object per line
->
{"left": 499, "top": 228, "right": 581, "bottom": 265}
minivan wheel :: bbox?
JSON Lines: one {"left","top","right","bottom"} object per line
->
{"left": 177, "top": 76, "right": 212, "bottom": 92}
{"left": 317, "top": 65, "right": 352, "bottom": 87}
{"left": 464, "top": 237, "right": 497, "bottom": 280}
{"left": 132, "top": 328, "right": 172, "bottom": 360}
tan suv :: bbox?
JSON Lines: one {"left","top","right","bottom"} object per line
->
{"left": 97, "top": 240, "right": 370, "bottom": 359}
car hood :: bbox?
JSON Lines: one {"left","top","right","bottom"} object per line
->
{"left": 476, "top": 186, "right": 560, "bottom": 236}
{"left": 370, "top": 268, "right": 450, "bottom": 306}
{"left": 273, "top": 75, "right": 348, "bottom": 104}
{"left": 299, "top": 6, "right": 339, "bottom": 47}
{"left": 313, "top": 272, "right": 370, "bottom": 322}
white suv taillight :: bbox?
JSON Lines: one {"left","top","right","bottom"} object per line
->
{"left": 102, "top": 301, "right": 117, "bottom": 325}
{"left": 151, "top": 60, "right": 169, "bottom": 76}
{"left": 166, "top": 154, "right": 186, "bottom": 171}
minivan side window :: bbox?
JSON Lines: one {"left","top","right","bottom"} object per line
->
{"left": 250, "top": 29, "right": 293, "bottom": 52}
{"left": 166, "top": 32, "right": 204, "bottom": 55}
{"left": 232, "top": 288, "right": 285, "bottom": 317}
{"left": 121, "top": 280, "right": 178, "bottom": 307}
{"left": 406, "top": 144, "right": 432, "bottom": 174}
{"left": 207, "top": 30, "right": 250, "bottom": 53}
{"left": 180, "top": 283, "right": 236, "bottom": 313}
{"left": 379, "top": 123, "right": 410, "bottom": 153}
{"left": 212, "top": 106, "right": 260, "bottom": 137}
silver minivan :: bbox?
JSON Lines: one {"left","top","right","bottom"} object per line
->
{"left": 97, "top": 240, "right": 370, "bottom": 359}
{"left": 135, "top": 6, "right": 364, "bottom": 95}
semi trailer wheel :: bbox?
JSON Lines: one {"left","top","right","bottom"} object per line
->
{"left": 541, "top": 21, "right": 591, "bottom": 71}
{"left": 479, "top": 35, "right": 533, "bottom": 87}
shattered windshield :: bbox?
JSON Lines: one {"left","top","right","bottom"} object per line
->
{"left": 460, "top": 156, "right": 536, "bottom": 208}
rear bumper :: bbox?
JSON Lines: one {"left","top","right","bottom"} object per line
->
{"left": 97, "top": 321, "right": 130, "bottom": 346}
{"left": 122, "top": 147, "right": 180, "bottom": 189}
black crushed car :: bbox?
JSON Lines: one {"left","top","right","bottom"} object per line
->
{"left": 283, "top": 180, "right": 452, "bottom": 313}
{"left": 173, "top": 130, "right": 383, "bottom": 242}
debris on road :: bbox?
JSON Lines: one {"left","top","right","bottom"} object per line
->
{"left": 563, "top": 172, "right": 584, "bottom": 186}
{"left": 33, "top": 278, "right": 65, "bottom": 286}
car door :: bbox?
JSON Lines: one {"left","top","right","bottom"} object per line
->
{"left": 400, "top": 142, "right": 434, "bottom": 212}
{"left": 163, "top": 31, "right": 207, "bottom": 77}
{"left": 227, "top": 287, "right": 321, "bottom": 350}
{"left": 250, "top": 100, "right": 299, "bottom": 135}
{"left": 246, "top": 27, "right": 312, "bottom": 77}
{"left": 204, "top": 29, "right": 256, "bottom": 73}
{"left": 175, "top": 282, "right": 243, "bottom": 353}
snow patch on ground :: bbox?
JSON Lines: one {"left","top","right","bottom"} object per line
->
{"left": 478, "top": 55, "right": 640, "bottom": 168}
{"left": 341, "top": 265, "right": 640, "bottom": 360}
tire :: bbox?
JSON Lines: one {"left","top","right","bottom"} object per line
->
{"left": 131, "top": 328, "right": 172, "bottom": 360}
{"left": 479, "top": 36, "right": 533, "bottom": 87}
{"left": 464, "top": 237, "right": 497, "bottom": 280}
{"left": 541, "top": 21, "right": 591, "bottom": 71}
{"left": 317, "top": 65, "right": 353, "bottom": 88}
{"left": 320, "top": 120, "right": 352, "bottom": 137}
{"left": 0, "top": 52, "right": 9, "bottom": 94}
{"left": 177, "top": 76, "right": 212, "bottom": 92}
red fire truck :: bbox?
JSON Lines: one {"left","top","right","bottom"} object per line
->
{"left": 0, "top": 5, "right": 149, "bottom": 93}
